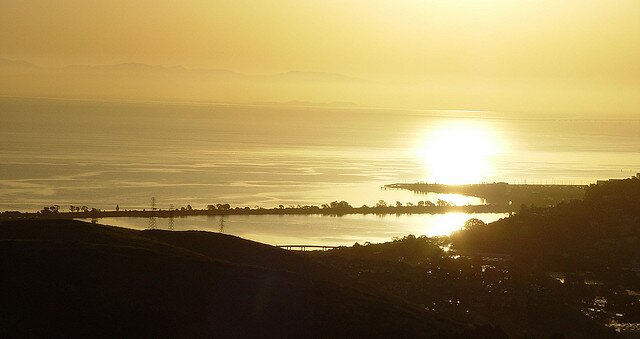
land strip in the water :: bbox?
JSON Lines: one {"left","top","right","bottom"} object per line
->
{"left": 1, "top": 203, "right": 512, "bottom": 221}
{"left": 385, "top": 182, "right": 587, "bottom": 207}
{"left": 1, "top": 182, "right": 593, "bottom": 221}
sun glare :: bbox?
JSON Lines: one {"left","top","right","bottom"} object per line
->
{"left": 417, "top": 120, "right": 503, "bottom": 184}
{"left": 424, "top": 213, "right": 475, "bottom": 237}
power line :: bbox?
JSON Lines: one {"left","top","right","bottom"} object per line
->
{"left": 148, "top": 197, "right": 157, "bottom": 230}
{"left": 168, "top": 204, "right": 175, "bottom": 231}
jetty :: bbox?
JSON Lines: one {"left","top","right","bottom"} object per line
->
{"left": 385, "top": 182, "right": 587, "bottom": 207}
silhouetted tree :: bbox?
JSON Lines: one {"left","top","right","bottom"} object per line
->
{"left": 463, "top": 218, "right": 487, "bottom": 231}
{"left": 376, "top": 200, "right": 387, "bottom": 208}
{"left": 436, "top": 199, "right": 451, "bottom": 207}
{"left": 329, "top": 201, "right": 352, "bottom": 210}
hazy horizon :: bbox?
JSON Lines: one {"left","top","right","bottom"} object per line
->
{"left": 2, "top": 3, "right": 640, "bottom": 336}
{"left": 2, "top": 1, "right": 639, "bottom": 116}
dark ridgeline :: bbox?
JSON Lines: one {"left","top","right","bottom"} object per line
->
{"left": 450, "top": 176, "right": 640, "bottom": 268}
{"left": 0, "top": 219, "right": 504, "bottom": 338}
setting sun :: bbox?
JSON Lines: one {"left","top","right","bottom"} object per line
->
{"left": 2, "top": 1, "right": 639, "bottom": 336}
{"left": 417, "top": 120, "right": 503, "bottom": 184}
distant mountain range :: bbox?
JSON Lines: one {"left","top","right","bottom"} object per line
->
{"left": 1, "top": 59, "right": 367, "bottom": 83}
{"left": 0, "top": 58, "right": 38, "bottom": 69}
{"left": 0, "top": 58, "right": 371, "bottom": 104}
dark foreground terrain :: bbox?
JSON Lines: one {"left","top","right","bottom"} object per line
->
{"left": 3, "top": 178, "right": 637, "bottom": 337}
{"left": 310, "top": 235, "right": 622, "bottom": 338}
{"left": 305, "top": 177, "right": 640, "bottom": 338}
{"left": 0, "top": 219, "right": 501, "bottom": 338}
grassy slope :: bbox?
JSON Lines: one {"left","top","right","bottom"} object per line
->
{"left": 0, "top": 220, "right": 498, "bottom": 338}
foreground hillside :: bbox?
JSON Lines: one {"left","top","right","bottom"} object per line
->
{"left": 309, "top": 235, "right": 617, "bottom": 338}
{"left": 0, "top": 219, "right": 500, "bottom": 338}
{"left": 451, "top": 176, "right": 640, "bottom": 269}
{"left": 445, "top": 177, "right": 640, "bottom": 336}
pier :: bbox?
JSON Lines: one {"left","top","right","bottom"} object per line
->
{"left": 277, "top": 245, "right": 339, "bottom": 251}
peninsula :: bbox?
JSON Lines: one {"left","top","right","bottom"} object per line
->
{"left": 1, "top": 202, "right": 512, "bottom": 221}
{"left": 385, "top": 182, "right": 587, "bottom": 207}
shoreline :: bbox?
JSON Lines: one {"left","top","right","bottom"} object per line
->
{"left": 1, "top": 203, "right": 513, "bottom": 221}
{"left": 385, "top": 182, "right": 587, "bottom": 206}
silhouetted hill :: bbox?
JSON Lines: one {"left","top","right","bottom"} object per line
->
{"left": 0, "top": 60, "right": 373, "bottom": 104}
{"left": 250, "top": 100, "right": 359, "bottom": 108}
{"left": 0, "top": 220, "right": 501, "bottom": 338}
{"left": 142, "top": 230, "right": 339, "bottom": 280}
{"left": 65, "top": 62, "right": 246, "bottom": 79}
{"left": 451, "top": 176, "right": 640, "bottom": 270}
{"left": 268, "top": 71, "right": 368, "bottom": 84}
{"left": 0, "top": 58, "right": 38, "bottom": 69}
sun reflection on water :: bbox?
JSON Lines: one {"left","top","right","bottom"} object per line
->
{"left": 424, "top": 213, "right": 478, "bottom": 237}
{"left": 416, "top": 120, "right": 505, "bottom": 185}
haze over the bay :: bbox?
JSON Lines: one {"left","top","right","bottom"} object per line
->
{"left": 1, "top": 0, "right": 639, "bottom": 116}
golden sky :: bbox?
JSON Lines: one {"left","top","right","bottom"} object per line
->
{"left": 1, "top": 1, "right": 639, "bottom": 115}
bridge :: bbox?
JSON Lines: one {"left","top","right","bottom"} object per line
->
{"left": 277, "top": 245, "right": 340, "bottom": 251}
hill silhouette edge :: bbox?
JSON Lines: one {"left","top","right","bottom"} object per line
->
{"left": 0, "top": 219, "right": 504, "bottom": 338}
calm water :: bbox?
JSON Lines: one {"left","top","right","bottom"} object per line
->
{"left": 94, "top": 213, "right": 509, "bottom": 246}
{"left": 2, "top": 97, "right": 640, "bottom": 242}
{"left": 1, "top": 98, "right": 639, "bottom": 213}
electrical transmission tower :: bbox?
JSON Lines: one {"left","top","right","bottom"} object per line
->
{"left": 168, "top": 204, "right": 175, "bottom": 231}
{"left": 219, "top": 216, "right": 225, "bottom": 234}
{"left": 148, "top": 197, "right": 157, "bottom": 229}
